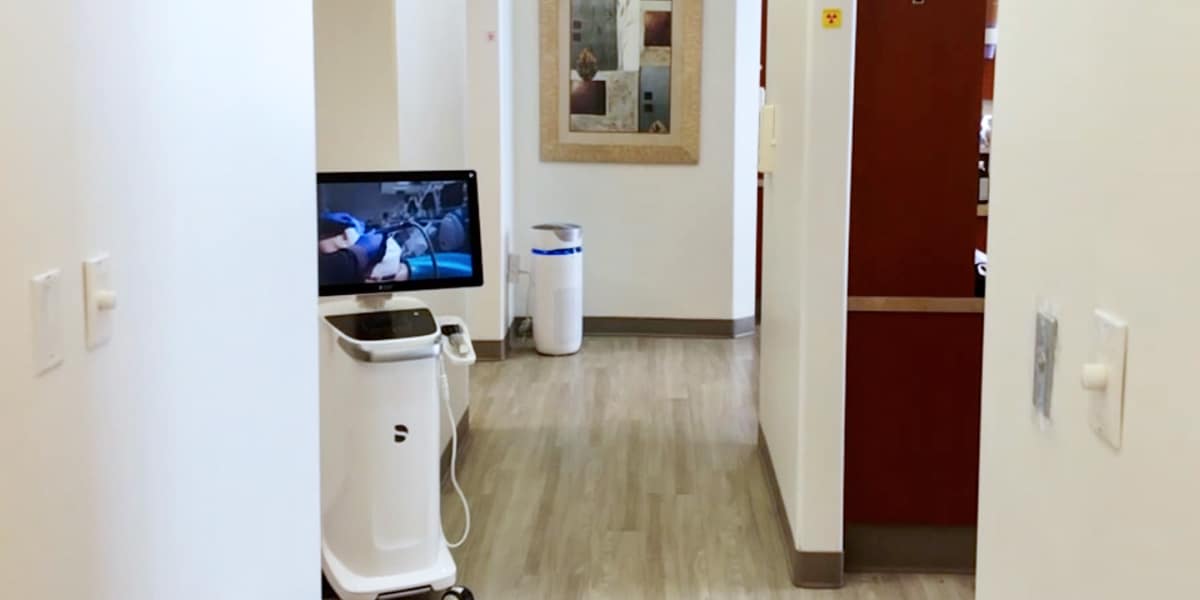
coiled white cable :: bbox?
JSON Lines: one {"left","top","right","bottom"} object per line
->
{"left": 438, "top": 354, "right": 471, "bottom": 549}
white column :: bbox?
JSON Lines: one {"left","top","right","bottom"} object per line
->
{"left": 759, "top": 0, "right": 857, "bottom": 555}
{"left": 465, "top": 0, "right": 515, "bottom": 343}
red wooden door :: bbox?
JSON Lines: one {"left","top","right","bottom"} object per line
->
{"left": 845, "top": 0, "right": 987, "bottom": 529}
{"left": 848, "top": 0, "right": 986, "bottom": 297}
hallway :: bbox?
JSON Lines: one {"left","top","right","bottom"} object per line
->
{"left": 443, "top": 337, "right": 974, "bottom": 598}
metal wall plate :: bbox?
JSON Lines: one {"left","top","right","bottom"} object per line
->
{"left": 1033, "top": 311, "right": 1058, "bottom": 419}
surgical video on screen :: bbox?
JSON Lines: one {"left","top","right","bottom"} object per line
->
{"left": 318, "top": 180, "right": 474, "bottom": 286}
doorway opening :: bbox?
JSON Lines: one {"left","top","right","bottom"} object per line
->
{"left": 843, "top": 0, "right": 998, "bottom": 574}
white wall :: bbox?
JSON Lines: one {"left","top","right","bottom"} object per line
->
{"left": 315, "top": 0, "right": 514, "bottom": 346}
{"left": 395, "top": 0, "right": 468, "bottom": 170}
{"left": 977, "top": 1, "right": 1200, "bottom": 598}
{"left": 759, "top": 0, "right": 856, "bottom": 553}
{"left": 315, "top": 0, "right": 402, "bottom": 171}
{"left": 731, "top": 0, "right": 764, "bottom": 319}
{"left": 0, "top": 1, "right": 319, "bottom": 597}
{"left": 511, "top": 0, "right": 760, "bottom": 321}
{"left": 315, "top": 0, "right": 467, "bottom": 172}
{"left": 314, "top": 0, "right": 472, "bottom": 445}
{"left": 499, "top": 0, "right": 517, "bottom": 334}
{"left": 465, "top": 0, "right": 516, "bottom": 341}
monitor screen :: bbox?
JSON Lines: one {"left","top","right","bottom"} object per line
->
{"left": 317, "top": 170, "right": 483, "bottom": 297}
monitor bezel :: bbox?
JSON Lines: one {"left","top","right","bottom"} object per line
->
{"left": 317, "top": 170, "right": 484, "bottom": 297}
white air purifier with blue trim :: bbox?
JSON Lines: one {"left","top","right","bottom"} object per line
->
{"left": 531, "top": 223, "right": 583, "bottom": 356}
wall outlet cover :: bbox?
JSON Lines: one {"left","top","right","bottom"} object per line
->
{"left": 1033, "top": 310, "right": 1058, "bottom": 420}
{"left": 31, "top": 269, "right": 65, "bottom": 375}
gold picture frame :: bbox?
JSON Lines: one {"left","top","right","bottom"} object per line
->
{"left": 540, "top": 0, "right": 703, "bottom": 164}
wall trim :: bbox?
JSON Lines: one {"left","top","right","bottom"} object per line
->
{"left": 440, "top": 408, "right": 471, "bottom": 487}
{"left": 474, "top": 339, "right": 506, "bottom": 362}
{"left": 844, "top": 523, "right": 977, "bottom": 574}
{"left": 585, "top": 316, "right": 756, "bottom": 338}
{"left": 475, "top": 318, "right": 521, "bottom": 362}
{"left": 847, "top": 296, "right": 985, "bottom": 314}
{"left": 758, "top": 427, "right": 846, "bottom": 589}
{"left": 479, "top": 317, "right": 756, "bottom": 359}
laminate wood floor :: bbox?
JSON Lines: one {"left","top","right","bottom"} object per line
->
{"left": 442, "top": 336, "right": 974, "bottom": 599}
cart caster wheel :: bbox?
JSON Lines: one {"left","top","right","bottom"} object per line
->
{"left": 442, "top": 585, "right": 474, "bottom": 600}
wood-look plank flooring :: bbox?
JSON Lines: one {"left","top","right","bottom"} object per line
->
{"left": 443, "top": 336, "right": 974, "bottom": 599}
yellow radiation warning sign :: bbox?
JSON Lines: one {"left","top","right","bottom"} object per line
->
{"left": 822, "top": 8, "right": 843, "bottom": 29}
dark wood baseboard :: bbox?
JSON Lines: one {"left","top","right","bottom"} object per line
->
{"left": 758, "top": 427, "right": 846, "bottom": 589}
{"left": 440, "top": 408, "right": 471, "bottom": 486}
{"left": 584, "top": 316, "right": 756, "bottom": 338}
{"left": 479, "top": 317, "right": 754, "bottom": 360}
{"left": 473, "top": 339, "right": 507, "bottom": 362}
{"left": 474, "top": 318, "right": 521, "bottom": 362}
{"left": 844, "top": 523, "right": 977, "bottom": 574}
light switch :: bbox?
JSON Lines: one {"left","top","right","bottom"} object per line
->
{"left": 30, "top": 269, "right": 64, "bottom": 375}
{"left": 84, "top": 254, "right": 116, "bottom": 349}
{"left": 1086, "top": 309, "right": 1128, "bottom": 450}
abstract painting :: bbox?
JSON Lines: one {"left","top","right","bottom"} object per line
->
{"left": 541, "top": 0, "right": 702, "bottom": 164}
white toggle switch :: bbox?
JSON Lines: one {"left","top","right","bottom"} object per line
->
{"left": 1081, "top": 363, "right": 1109, "bottom": 391}
{"left": 84, "top": 254, "right": 115, "bottom": 348}
{"left": 1086, "top": 310, "right": 1128, "bottom": 450}
{"left": 94, "top": 290, "right": 118, "bottom": 311}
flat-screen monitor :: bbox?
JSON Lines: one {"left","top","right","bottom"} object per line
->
{"left": 317, "top": 170, "right": 483, "bottom": 297}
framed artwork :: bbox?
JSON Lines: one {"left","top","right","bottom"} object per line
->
{"left": 540, "top": 0, "right": 702, "bottom": 164}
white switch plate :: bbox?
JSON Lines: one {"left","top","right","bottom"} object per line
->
{"left": 1088, "top": 309, "right": 1128, "bottom": 450}
{"left": 84, "top": 254, "right": 114, "bottom": 349}
{"left": 30, "top": 269, "right": 64, "bottom": 375}
{"left": 758, "top": 104, "right": 777, "bottom": 173}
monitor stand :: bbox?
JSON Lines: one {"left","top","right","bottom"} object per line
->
{"left": 349, "top": 293, "right": 431, "bottom": 317}
{"left": 354, "top": 293, "right": 396, "bottom": 312}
